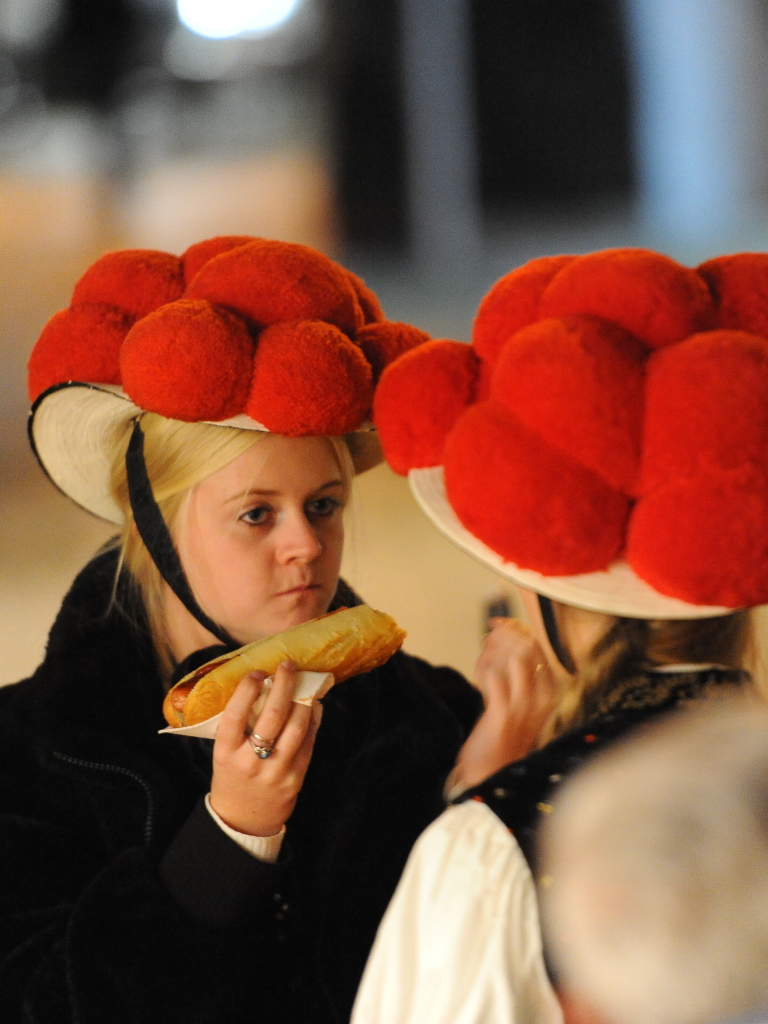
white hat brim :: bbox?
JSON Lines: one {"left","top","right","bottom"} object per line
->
{"left": 30, "top": 382, "right": 382, "bottom": 525}
{"left": 409, "top": 466, "right": 733, "bottom": 620}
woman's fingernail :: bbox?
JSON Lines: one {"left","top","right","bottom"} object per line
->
{"left": 280, "top": 660, "right": 296, "bottom": 671}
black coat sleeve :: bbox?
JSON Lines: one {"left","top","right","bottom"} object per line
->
{"left": 0, "top": 735, "right": 307, "bottom": 1024}
{"left": 159, "top": 796, "right": 288, "bottom": 928}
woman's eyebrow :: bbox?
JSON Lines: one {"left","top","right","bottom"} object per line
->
{"left": 224, "top": 480, "right": 344, "bottom": 505}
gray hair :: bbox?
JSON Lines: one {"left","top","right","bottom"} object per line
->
{"left": 540, "top": 696, "right": 768, "bottom": 1024}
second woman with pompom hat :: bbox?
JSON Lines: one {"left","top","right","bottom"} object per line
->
{"left": 3, "top": 236, "right": 481, "bottom": 1023}
{"left": 354, "top": 246, "right": 764, "bottom": 1024}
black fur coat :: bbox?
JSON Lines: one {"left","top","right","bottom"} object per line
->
{"left": 0, "top": 550, "right": 480, "bottom": 1023}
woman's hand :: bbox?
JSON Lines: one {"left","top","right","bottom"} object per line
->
{"left": 209, "top": 661, "right": 322, "bottom": 837}
{"left": 450, "top": 619, "right": 559, "bottom": 794}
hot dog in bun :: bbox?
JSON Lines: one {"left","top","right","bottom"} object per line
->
{"left": 163, "top": 605, "right": 406, "bottom": 728}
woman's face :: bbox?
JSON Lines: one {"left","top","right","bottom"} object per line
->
{"left": 178, "top": 434, "right": 348, "bottom": 646}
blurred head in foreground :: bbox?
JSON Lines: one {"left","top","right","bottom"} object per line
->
{"left": 540, "top": 698, "right": 768, "bottom": 1024}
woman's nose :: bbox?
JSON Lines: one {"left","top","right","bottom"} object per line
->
{"left": 276, "top": 513, "right": 323, "bottom": 563}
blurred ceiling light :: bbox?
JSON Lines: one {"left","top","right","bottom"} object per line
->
{"left": 177, "top": 0, "right": 302, "bottom": 40}
{"left": 165, "top": 0, "right": 319, "bottom": 79}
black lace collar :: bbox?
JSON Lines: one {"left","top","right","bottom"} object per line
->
{"left": 594, "top": 666, "right": 750, "bottom": 719}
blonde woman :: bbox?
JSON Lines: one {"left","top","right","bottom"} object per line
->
{"left": 354, "top": 247, "right": 765, "bottom": 1023}
{"left": 1, "top": 238, "right": 480, "bottom": 1023}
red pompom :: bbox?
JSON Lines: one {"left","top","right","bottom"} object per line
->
{"left": 373, "top": 340, "right": 480, "bottom": 475}
{"left": 357, "top": 321, "right": 430, "bottom": 382}
{"left": 444, "top": 401, "right": 630, "bottom": 574}
{"left": 476, "top": 357, "right": 495, "bottom": 401}
{"left": 491, "top": 315, "right": 646, "bottom": 495}
{"left": 182, "top": 235, "right": 257, "bottom": 284}
{"left": 539, "top": 248, "right": 714, "bottom": 350}
{"left": 640, "top": 330, "right": 768, "bottom": 493}
{"left": 246, "top": 319, "right": 373, "bottom": 435}
{"left": 185, "top": 239, "right": 364, "bottom": 337}
{"left": 28, "top": 303, "right": 134, "bottom": 401}
{"left": 627, "top": 465, "right": 768, "bottom": 607}
{"left": 120, "top": 299, "right": 255, "bottom": 421}
{"left": 472, "top": 255, "right": 575, "bottom": 364}
{"left": 72, "top": 249, "right": 184, "bottom": 319}
{"left": 345, "top": 269, "right": 385, "bottom": 324}
{"left": 697, "top": 253, "right": 768, "bottom": 336}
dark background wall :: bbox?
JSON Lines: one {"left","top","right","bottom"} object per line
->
{"left": 472, "top": 0, "right": 633, "bottom": 210}
{"left": 331, "top": 0, "right": 634, "bottom": 251}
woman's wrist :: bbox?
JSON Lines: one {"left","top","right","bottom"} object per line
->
{"left": 205, "top": 794, "right": 286, "bottom": 863}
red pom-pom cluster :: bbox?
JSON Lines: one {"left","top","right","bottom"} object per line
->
{"left": 247, "top": 320, "right": 373, "bottom": 435}
{"left": 373, "top": 340, "right": 480, "bottom": 476}
{"left": 28, "top": 303, "right": 134, "bottom": 401}
{"left": 72, "top": 250, "right": 185, "bottom": 319}
{"left": 184, "top": 239, "right": 364, "bottom": 337}
{"left": 120, "top": 299, "right": 255, "bottom": 422}
{"left": 357, "top": 321, "right": 430, "bottom": 382}
{"left": 374, "top": 246, "right": 768, "bottom": 607}
{"left": 444, "top": 402, "right": 630, "bottom": 574}
{"left": 473, "top": 254, "right": 574, "bottom": 364}
{"left": 28, "top": 237, "right": 428, "bottom": 437}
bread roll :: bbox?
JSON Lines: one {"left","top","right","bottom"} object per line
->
{"left": 163, "top": 605, "right": 406, "bottom": 727}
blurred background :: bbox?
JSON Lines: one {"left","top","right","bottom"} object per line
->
{"left": 2, "top": 0, "right": 768, "bottom": 684}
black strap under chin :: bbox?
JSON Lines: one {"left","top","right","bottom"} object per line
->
{"left": 538, "top": 594, "right": 576, "bottom": 674}
{"left": 125, "top": 421, "right": 237, "bottom": 648}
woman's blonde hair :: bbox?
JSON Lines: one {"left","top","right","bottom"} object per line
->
{"left": 542, "top": 605, "right": 754, "bottom": 742}
{"left": 109, "top": 413, "right": 354, "bottom": 677}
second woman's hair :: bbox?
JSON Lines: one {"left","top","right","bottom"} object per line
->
{"left": 542, "top": 607, "right": 754, "bottom": 742}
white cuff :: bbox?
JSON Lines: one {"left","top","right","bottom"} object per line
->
{"left": 204, "top": 794, "right": 286, "bottom": 863}
{"left": 443, "top": 766, "right": 469, "bottom": 804}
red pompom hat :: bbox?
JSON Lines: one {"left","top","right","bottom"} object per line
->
{"left": 28, "top": 237, "right": 428, "bottom": 525}
{"left": 374, "top": 246, "right": 768, "bottom": 618}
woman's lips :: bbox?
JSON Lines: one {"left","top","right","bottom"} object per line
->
{"left": 276, "top": 584, "right": 321, "bottom": 597}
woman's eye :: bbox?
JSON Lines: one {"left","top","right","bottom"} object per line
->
{"left": 306, "top": 497, "right": 342, "bottom": 518}
{"left": 240, "top": 505, "right": 271, "bottom": 525}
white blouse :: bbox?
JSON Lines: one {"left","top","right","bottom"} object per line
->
{"left": 351, "top": 799, "right": 563, "bottom": 1024}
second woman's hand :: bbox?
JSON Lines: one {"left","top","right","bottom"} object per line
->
{"left": 209, "top": 660, "right": 322, "bottom": 837}
{"left": 450, "top": 619, "right": 559, "bottom": 794}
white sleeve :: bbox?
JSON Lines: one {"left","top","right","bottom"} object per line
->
{"left": 351, "top": 800, "right": 563, "bottom": 1024}
{"left": 204, "top": 794, "right": 286, "bottom": 863}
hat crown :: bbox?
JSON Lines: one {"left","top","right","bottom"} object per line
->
{"left": 28, "top": 236, "right": 429, "bottom": 439}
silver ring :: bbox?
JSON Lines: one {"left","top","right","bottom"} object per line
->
{"left": 248, "top": 732, "right": 275, "bottom": 759}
